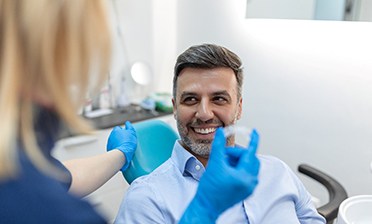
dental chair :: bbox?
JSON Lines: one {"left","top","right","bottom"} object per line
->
{"left": 122, "top": 120, "right": 179, "bottom": 184}
{"left": 124, "top": 120, "right": 347, "bottom": 223}
{"left": 298, "top": 164, "right": 348, "bottom": 224}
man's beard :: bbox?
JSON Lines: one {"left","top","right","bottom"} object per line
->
{"left": 177, "top": 122, "right": 235, "bottom": 159}
{"left": 183, "top": 137, "right": 212, "bottom": 158}
{"left": 176, "top": 111, "right": 239, "bottom": 159}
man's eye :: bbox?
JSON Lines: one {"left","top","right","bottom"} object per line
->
{"left": 214, "top": 97, "right": 228, "bottom": 104}
{"left": 183, "top": 97, "right": 198, "bottom": 104}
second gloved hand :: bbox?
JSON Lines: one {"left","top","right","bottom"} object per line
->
{"left": 106, "top": 121, "right": 137, "bottom": 172}
{"left": 179, "top": 128, "right": 260, "bottom": 223}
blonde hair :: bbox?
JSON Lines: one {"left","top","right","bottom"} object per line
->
{"left": 0, "top": 0, "right": 111, "bottom": 178}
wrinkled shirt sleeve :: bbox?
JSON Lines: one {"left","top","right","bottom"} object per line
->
{"left": 114, "top": 180, "right": 167, "bottom": 224}
{"left": 288, "top": 165, "right": 326, "bottom": 224}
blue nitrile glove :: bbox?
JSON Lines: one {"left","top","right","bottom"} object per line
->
{"left": 106, "top": 121, "right": 137, "bottom": 172}
{"left": 179, "top": 128, "right": 260, "bottom": 223}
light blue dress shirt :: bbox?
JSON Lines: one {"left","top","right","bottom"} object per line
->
{"left": 115, "top": 141, "right": 326, "bottom": 224}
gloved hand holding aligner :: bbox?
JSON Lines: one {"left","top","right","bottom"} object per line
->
{"left": 179, "top": 127, "right": 260, "bottom": 223}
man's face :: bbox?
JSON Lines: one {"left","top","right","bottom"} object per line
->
{"left": 172, "top": 67, "right": 242, "bottom": 159}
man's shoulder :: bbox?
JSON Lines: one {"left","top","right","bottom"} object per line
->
{"left": 257, "top": 154, "right": 292, "bottom": 173}
{"left": 128, "top": 158, "right": 179, "bottom": 190}
{"left": 118, "top": 157, "right": 194, "bottom": 223}
{"left": 121, "top": 157, "right": 195, "bottom": 218}
{"left": 258, "top": 154, "right": 286, "bottom": 165}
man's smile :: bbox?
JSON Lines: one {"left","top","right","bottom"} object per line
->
{"left": 193, "top": 127, "right": 217, "bottom": 134}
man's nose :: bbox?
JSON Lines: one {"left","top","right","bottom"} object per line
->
{"left": 195, "top": 99, "right": 214, "bottom": 121}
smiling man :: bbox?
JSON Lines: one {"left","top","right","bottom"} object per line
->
{"left": 115, "top": 44, "right": 325, "bottom": 224}
{"left": 174, "top": 66, "right": 242, "bottom": 166}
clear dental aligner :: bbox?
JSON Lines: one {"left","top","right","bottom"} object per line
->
{"left": 222, "top": 125, "right": 252, "bottom": 146}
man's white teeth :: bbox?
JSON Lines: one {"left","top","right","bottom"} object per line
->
{"left": 194, "top": 127, "right": 216, "bottom": 134}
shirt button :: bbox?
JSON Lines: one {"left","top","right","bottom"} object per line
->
{"left": 195, "top": 165, "right": 201, "bottom": 171}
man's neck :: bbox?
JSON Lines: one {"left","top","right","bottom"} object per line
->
{"left": 194, "top": 154, "right": 208, "bottom": 167}
{"left": 180, "top": 141, "right": 209, "bottom": 167}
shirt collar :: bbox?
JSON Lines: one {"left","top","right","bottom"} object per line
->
{"left": 171, "top": 140, "right": 205, "bottom": 181}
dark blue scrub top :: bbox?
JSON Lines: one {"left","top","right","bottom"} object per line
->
{"left": 0, "top": 107, "right": 106, "bottom": 223}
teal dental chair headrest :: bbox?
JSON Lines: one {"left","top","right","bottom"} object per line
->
{"left": 123, "top": 120, "right": 179, "bottom": 184}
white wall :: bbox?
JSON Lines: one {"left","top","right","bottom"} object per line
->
{"left": 152, "top": 0, "right": 177, "bottom": 93}
{"left": 109, "top": 0, "right": 155, "bottom": 102}
{"left": 240, "top": 20, "right": 372, "bottom": 204}
{"left": 359, "top": 0, "right": 372, "bottom": 21}
{"left": 109, "top": 0, "right": 177, "bottom": 102}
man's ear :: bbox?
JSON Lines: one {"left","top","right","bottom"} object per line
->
{"left": 172, "top": 98, "right": 177, "bottom": 119}
{"left": 237, "top": 97, "right": 243, "bottom": 120}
